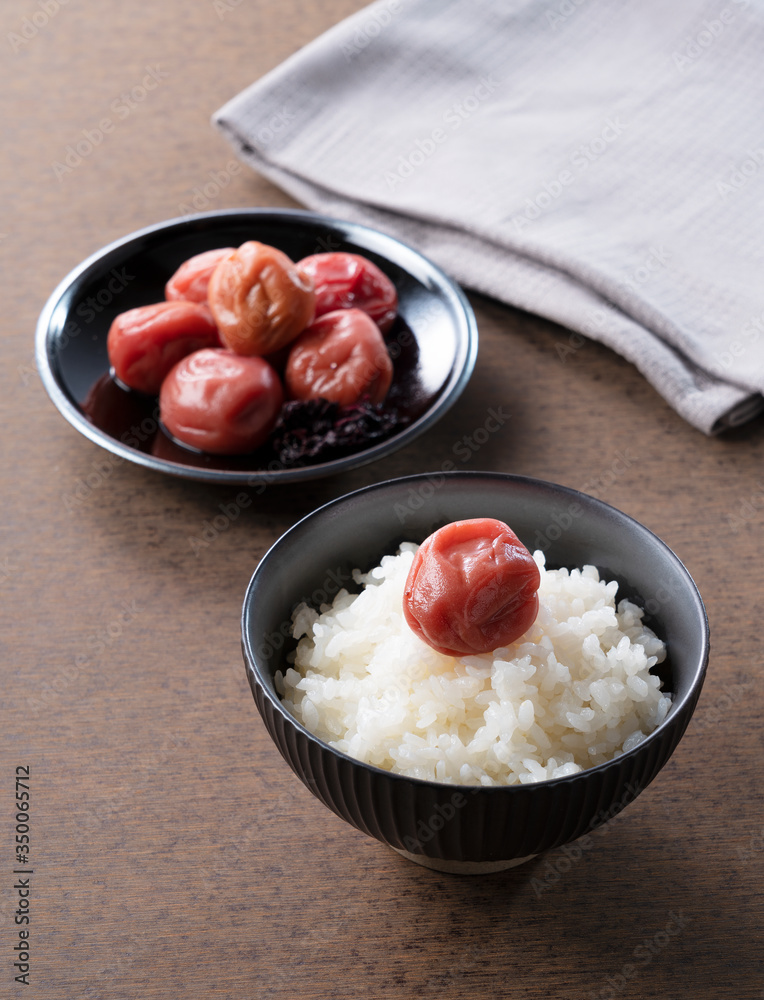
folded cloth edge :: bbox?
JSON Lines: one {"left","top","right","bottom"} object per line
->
{"left": 213, "top": 115, "right": 764, "bottom": 436}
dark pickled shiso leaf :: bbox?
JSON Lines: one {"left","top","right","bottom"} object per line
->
{"left": 271, "top": 398, "right": 407, "bottom": 467}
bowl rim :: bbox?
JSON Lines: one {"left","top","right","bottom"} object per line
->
{"left": 242, "top": 470, "right": 710, "bottom": 793}
{"left": 34, "top": 207, "right": 479, "bottom": 484}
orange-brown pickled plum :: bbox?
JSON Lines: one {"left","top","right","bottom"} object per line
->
{"left": 165, "top": 248, "right": 235, "bottom": 303}
{"left": 207, "top": 241, "right": 315, "bottom": 356}
{"left": 106, "top": 301, "right": 221, "bottom": 395}
{"left": 403, "top": 519, "right": 541, "bottom": 657}
{"left": 285, "top": 308, "right": 394, "bottom": 406}
{"left": 159, "top": 348, "right": 283, "bottom": 454}
{"left": 298, "top": 252, "right": 397, "bottom": 333}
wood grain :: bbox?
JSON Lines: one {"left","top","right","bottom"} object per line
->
{"left": 1, "top": 2, "right": 762, "bottom": 998}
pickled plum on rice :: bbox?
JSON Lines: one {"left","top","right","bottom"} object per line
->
{"left": 403, "top": 518, "right": 541, "bottom": 657}
{"left": 280, "top": 539, "right": 671, "bottom": 786}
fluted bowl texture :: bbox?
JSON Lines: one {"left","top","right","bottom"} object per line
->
{"left": 241, "top": 472, "right": 709, "bottom": 867}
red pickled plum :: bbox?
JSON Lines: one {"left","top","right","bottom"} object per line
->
{"left": 403, "top": 518, "right": 541, "bottom": 657}
{"left": 106, "top": 300, "right": 221, "bottom": 395}
{"left": 208, "top": 241, "right": 315, "bottom": 356}
{"left": 298, "top": 252, "right": 397, "bottom": 333}
{"left": 165, "top": 248, "right": 235, "bottom": 303}
{"left": 159, "top": 348, "right": 283, "bottom": 454}
{"left": 285, "top": 308, "right": 393, "bottom": 407}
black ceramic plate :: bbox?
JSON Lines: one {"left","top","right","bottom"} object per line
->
{"left": 36, "top": 209, "right": 478, "bottom": 484}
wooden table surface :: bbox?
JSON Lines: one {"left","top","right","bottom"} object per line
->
{"left": 2, "top": 2, "right": 762, "bottom": 997}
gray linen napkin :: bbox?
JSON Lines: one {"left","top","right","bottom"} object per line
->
{"left": 214, "top": 0, "right": 764, "bottom": 434}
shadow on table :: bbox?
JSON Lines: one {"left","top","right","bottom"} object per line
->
{"left": 377, "top": 815, "right": 760, "bottom": 999}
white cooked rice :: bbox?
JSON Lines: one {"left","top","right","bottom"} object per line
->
{"left": 277, "top": 545, "right": 671, "bottom": 786}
